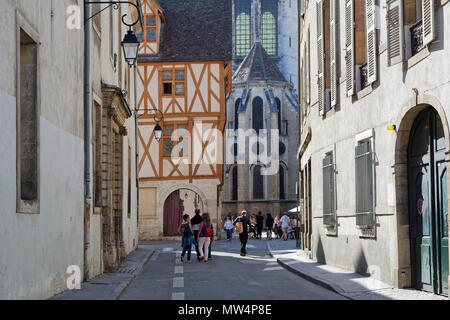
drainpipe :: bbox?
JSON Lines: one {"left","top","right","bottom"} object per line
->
{"left": 83, "top": 1, "right": 91, "bottom": 280}
{"left": 133, "top": 62, "right": 140, "bottom": 245}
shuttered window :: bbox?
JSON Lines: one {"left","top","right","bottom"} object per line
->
{"left": 330, "top": 0, "right": 337, "bottom": 107}
{"left": 387, "top": 0, "right": 404, "bottom": 66}
{"left": 322, "top": 153, "right": 336, "bottom": 227}
{"left": 365, "top": 0, "right": 377, "bottom": 84}
{"left": 316, "top": 0, "right": 325, "bottom": 115}
{"left": 355, "top": 141, "right": 374, "bottom": 228}
{"left": 345, "top": 0, "right": 355, "bottom": 96}
{"left": 422, "top": 0, "right": 435, "bottom": 46}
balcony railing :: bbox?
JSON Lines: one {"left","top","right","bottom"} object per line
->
{"left": 411, "top": 20, "right": 424, "bottom": 57}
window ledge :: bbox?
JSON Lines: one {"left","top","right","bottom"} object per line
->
{"left": 356, "top": 83, "right": 373, "bottom": 100}
{"left": 404, "top": 46, "right": 430, "bottom": 71}
{"left": 17, "top": 199, "right": 39, "bottom": 214}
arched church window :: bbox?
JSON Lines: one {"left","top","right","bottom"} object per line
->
{"left": 252, "top": 97, "right": 264, "bottom": 134}
{"left": 232, "top": 166, "right": 238, "bottom": 200}
{"left": 279, "top": 165, "right": 285, "bottom": 200}
{"left": 235, "top": 98, "right": 241, "bottom": 130}
{"left": 235, "top": 0, "right": 251, "bottom": 57}
{"left": 275, "top": 97, "right": 281, "bottom": 134}
{"left": 261, "top": 0, "right": 278, "bottom": 55}
{"left": 253, "top": 165, "right": 264, "bottom": 199}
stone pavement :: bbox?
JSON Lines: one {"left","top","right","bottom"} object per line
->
{"left": 266, "top": 239, "right": 448, "bottom": 300}
{"left": 51, "top": 245, "right": 154, "bottom": 300}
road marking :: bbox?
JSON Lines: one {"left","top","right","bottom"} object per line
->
{"left": 171, "top": 292, "right": 185, "bottom": 300}
{"left": 173, "top": 277, "right": 184, "bottom": 288}
{"left": 175, "top": 265, "right": 183, "bottom": 274}
{"left": 175, "top": 257, "right": 182, "bottom": 265}
{"left": 162, "top": 247, "right": 174, "bottom": 252}
{"left": 150, "top": 251, "right": 159, "bottom": 261}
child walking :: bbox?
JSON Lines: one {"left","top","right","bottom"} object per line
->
{"left": 178, "top": 214, "right": 196, "bottom": 263}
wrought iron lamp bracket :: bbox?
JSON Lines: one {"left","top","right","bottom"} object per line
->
{"left": 85, "top": 1, "right": 143, "bottom": 29}
{"left": 134, "top": 108, "right": 164, "bottom": 122}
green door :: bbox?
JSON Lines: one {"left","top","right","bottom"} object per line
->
{"left": 408, "top": 107, "right": 449, "bottom": 296}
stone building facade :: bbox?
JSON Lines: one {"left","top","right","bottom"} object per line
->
{"left": 223, "top": 42, "right": 299, "bottom": 218}
{"left": 298, "top": 0, "right": 449, "bottom": 297}
{"left": 232, "top": 0, "right": 299, "bottom": 91}
{"left": 0, "top": 1, "right": 139, "bottom": 299}
{"left": 136, "top": 0, "right": 232, "bottom": 240}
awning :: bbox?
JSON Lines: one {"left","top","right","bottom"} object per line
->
{"left": 288, "top": 206, "right": 301, "bottom": 213}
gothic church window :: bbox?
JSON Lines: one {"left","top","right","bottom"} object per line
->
{"left": 232, "top": 166, "right": 238, "bottom": 200}
{"left": 279, "top": 165, "right": 285, "bottom": 200}
{"left": 235, "top": 98, "right": 241, "bottom": 130}
{"left": 253, "top": 165, "right": 264, "bottom": 199}
{"left": 261, "top": 0, "right": 278, "bottom": 55}
{"left": 235, "top": 0, "right": 252, "bottom": 57}
{"left": 252, "top": 97, "right": 264, "bottom": 134}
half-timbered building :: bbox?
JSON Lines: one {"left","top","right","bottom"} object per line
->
{"left": 136, "top": 0, "right": 232, "bottom": 239}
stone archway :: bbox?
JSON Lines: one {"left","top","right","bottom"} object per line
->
{"left": 393, "top": 94, "right": 450, "bottom": 290}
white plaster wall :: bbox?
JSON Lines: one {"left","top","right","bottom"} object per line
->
{"left": 300, "top": 1, "right": 450, "bottom": 286}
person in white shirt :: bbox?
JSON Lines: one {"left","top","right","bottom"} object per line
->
{"left": 279, "top": 214, "right": 290, "bottom": 241}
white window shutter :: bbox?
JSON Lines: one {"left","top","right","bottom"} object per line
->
{"left": 387, "top": 0, "right": 403, "bottom": 66}
{"left": 330, "top": 0, "right": 337, "bottom": 107}
{"left": 422, "top": 0, "right": 435, "bottom": 46}
{"left": 316, "top": 0, "right": 324, "bottom": 116}
{"left": 365, "top": 0, "right": 377, "bottom": 84}
{"left": 345, "top": 0, "right": 354, "bottom": 96}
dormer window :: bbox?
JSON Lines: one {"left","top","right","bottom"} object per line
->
{"left": 146, "top": 16, "right": 156, "bottom": 26}
{"left": 144, "top": 14, "right": 157, "bottom": 43}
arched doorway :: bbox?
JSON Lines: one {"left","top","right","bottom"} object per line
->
{"left": 163, "top": 189, "right": 204, "bottom": 236}
{"left": 408, "top": 107, "right": 448, "bottom": 295}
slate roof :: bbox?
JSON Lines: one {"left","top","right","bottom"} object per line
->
{"left": 138, "top": 0, "right": 232, "bottom": 62}
{"left": 233, "top": 41, "right": 287, "bottom": 84}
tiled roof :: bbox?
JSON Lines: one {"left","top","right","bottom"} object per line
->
{"left": 138, "top": 0, "right": 232, "bottom": 62}
{"left": 233, "top": 41, "right": 287, "bottom": 83}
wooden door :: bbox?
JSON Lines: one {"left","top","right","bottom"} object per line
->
{"left": 163, "top": 190, "right": 184, "bottom": 236}
{"left": 408, "top": 107, "right": 449, "bottom": 296}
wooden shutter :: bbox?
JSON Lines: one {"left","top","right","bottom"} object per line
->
{"left": 387, "top": 0, "right": 403, "bottom": 66}
{"left": 330, "top": 0, "right": 337, "bottom": 107}
{"left": 322, "top": 153, "right": 335, "bottom": 226}
{"left": 316, "top": 0, "right": 325, "bottom": 115}
{"left": 345, "top": 0, "right": 354, "bottom": 96}
{"left": 365, "top": 0, "right": 377, "bottom": 84}
{"left": 355, "top": 141, "right": 374, "bottom": 228}
{"left": 422, "top": 0, "right": 435, "bottom": 46}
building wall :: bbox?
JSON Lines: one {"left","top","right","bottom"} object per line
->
{"left": 299, "top": 0, "right": 450, "bottom": 289}
{"left": 223, "top": 83, "right": 299, "bottom": 218}
{"left": 0, "top": 0, "right": 84, "bottom": 299}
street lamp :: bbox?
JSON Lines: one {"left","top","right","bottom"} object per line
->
{"left": 153, "top": 122, "right": 163, "bottom": 142}
{"left": 122, "top": 28, "right": 140, "bottom": 66}
{"left": 134, "top": 108, "right": 164, "bottom": 143}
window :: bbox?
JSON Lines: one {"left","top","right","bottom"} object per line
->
{"left": 235, "top": 0, "right": 251, "bottom": 57}
{"left": 253, "top": 165, "right": 264, "bottom": 199}
{"left": 144, "top": 15, "right": 157, "bottom": 43}
{"left": 322, "top": 152, "right": 336, "bottom": 229}
{"left": 355, "top": 139, "right": 374, "bottom": 229}
{"left": 161, "top": 69, "right": 185, "bottom": 97}
{"left": 387, "top": 0, "right": 436, "bottom": 63}
{"left": 18, "top": 28, "right": 39, "bottom": 212}
{"left": 232, "top": 166, "right": 238, "bottom": 200}
{"left": 317, "top": 0, "right": 338, "bottom": 115}
{"left": 234, "top": 98, "right": 241, "bottom": 130}
{"left": 275, "top": 97, "right": 281, "bottom": 134}
{"left": 261, "top": 0, "right": 278, "bottom": 55}
{"left": 279, "top": 165, "right": 286, "bottom": 200}
{"left": 162, "top": 123, "right": 188, "bottom": 158}
{"left": 345, "top": 0, "right": 377, "bottom": 95}
{"left": 252, "top": 97, "right": 264, "bottom": 134}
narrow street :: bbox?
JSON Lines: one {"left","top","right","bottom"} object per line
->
{"left": 119, "top": 236, "right": 346, "bottom": 300}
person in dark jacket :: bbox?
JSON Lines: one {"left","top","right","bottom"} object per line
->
{"left": 255, "top": 211, "right": 264, "bottom": 239}
{"left": 190, "top": 209, "right": 203, "bottom": 261}
{"left": 233, "top": 210, "right": 251, "bottom": 256}
{"left": 266, "top": 213, "right": 274, "bottom": 240}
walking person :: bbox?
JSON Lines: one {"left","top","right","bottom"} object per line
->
{"left": 233, "top": 210, "right": 251, "bottom": 256}
{"left": 265, "top": 213, "right": 274, "bottom": 240}
{"left": 197, "top": 213, "right": 213, "bottom": 262}
{"left": 178, "top": 214, "right": 196, "bottom": 263}
{"left": 191, "top": 209, "right": 202, "bottom": 261}
{"left": 255, "top": 212, "right": 264, "bottom": 240}
{"left": 224, "top": 214, "right": 234, "bottom": 241}
{"left": 279, "top": 213, "right": 290, "bottom": 241}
